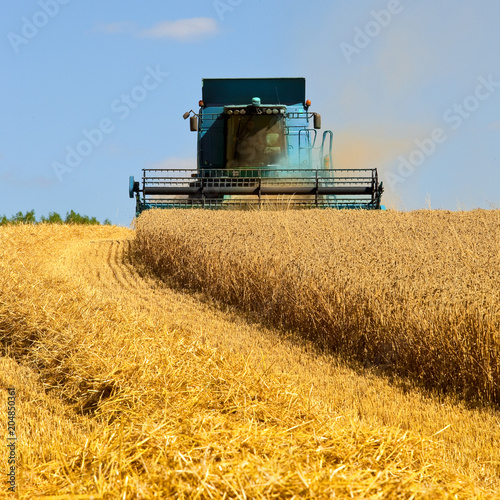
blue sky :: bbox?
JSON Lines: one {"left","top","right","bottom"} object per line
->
{"left": 1, "top": 0, "right": 499, "bottom": 225}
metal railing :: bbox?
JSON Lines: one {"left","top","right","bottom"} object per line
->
{"left": 135, "top": 168, "right": 383, "bottom": 212}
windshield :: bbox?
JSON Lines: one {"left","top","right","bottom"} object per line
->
{"left": 226, "top": 114, "right": 285, "bottom": 169}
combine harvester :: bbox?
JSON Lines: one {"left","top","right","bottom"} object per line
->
{"left": 129, "top": 78, "right": 384, "bottom": 213}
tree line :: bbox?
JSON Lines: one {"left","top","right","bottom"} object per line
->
{"left": 0, "top": 210, "right": 112, "bottom": 226}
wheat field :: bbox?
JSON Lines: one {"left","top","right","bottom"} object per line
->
{"left": 135, "top": 209, "right": 500, "bottom": 405}
{"left": 0, "top": 210, "right": 499, "bottom": 498}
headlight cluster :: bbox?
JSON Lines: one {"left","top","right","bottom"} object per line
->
{"left": 225, "top": 108, "right": 286, "bottom": 116}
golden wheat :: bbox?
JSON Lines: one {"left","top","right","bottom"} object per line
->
{"left": 0, "top": 221, "right": 499, "bottom": 498}
{"left": 134, "top": 209, "right": 500, "bottom": 405}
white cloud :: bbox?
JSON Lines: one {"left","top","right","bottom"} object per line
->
{"left": 97, "top": 18, "right": 219, "bottom": 43}
{"left": 139, "top": 18, "right": 219, "bottom": 42}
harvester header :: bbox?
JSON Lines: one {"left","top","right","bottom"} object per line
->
{"left": 129, "top": 78, "right": 383, "bottom": 213}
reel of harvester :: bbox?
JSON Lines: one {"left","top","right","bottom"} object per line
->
{"left": 129, "top": 167, "right": 383, "bottom": 215}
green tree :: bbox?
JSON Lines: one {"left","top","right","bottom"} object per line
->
{"left": 41, "top": 212, "right": 63, "bottom": 224}
{"left": 0, "top": 209, "right": 110, "bottom": 225}
{"left": 10, "top": 210, "right": 36, "bottom": 224}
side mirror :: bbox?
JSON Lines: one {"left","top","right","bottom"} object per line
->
{"left": 190, "top": 116, "right": 198, "bottom": 132}
{"left": 313, "top": 113, "right": 322, "bottom": 130}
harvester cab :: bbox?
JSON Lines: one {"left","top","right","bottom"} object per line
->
{"left": 129, "top": 78, "right": 383, "bottom": 214}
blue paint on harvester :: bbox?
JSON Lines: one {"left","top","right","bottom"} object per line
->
{"left": 199, "top": 78, "right": 310, "bottom": 174}
{"left": 129, "top": 78, "right": 384, "bottom": 213}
